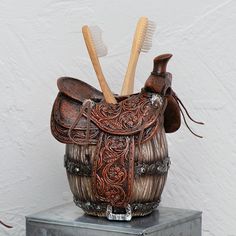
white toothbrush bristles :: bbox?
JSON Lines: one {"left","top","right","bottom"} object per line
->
{"left": 141, "top": 20, "right": 156, "bottom": 53}
{"left": 89, "top": 25, "right": 108, "bottom": 57}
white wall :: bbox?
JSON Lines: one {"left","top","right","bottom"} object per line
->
{"left": 0, "top": 0, "right": 235, "bottom": 235}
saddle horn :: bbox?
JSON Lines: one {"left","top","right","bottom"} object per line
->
{"left": 152, "top": 53, "right": 172, "bottom": 74}
{"left": 144, "top": 54, "right": 172, "bottom": 95}
{"left": 144, "top": 54, "right": 181, "bottom": 133}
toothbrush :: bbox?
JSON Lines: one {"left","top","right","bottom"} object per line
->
{"left": 82, "top": 25, "right": 117, "bottom": 104}
{"left": 121, "top": 16, "right": 156, "bottom": 96}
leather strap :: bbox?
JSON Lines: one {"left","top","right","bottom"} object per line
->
{"left": 92, "top": 133, "right": 135, "bottom": 208}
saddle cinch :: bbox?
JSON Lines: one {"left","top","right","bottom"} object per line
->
{"left": 51, "top": 54, "right": 201, "bottom": 221}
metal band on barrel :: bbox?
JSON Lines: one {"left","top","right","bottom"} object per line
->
{"left": 73, "top": 197, "right": 160, "bottom": 214}
{"left": 64, "top": 155, "right": 170, "bottom": 177}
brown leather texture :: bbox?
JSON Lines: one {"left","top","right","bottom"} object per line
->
{"left": 92, "top": 133, "right": 135, "bottom": 207}
{"left": 164, "top": 95, "right": 181, "bottom": 133}
{"left": 58, "top": 77, "right": 104, "bottom": 102}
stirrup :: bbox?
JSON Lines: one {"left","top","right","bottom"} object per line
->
{"left": 106, "top": 204, "right": 132, "bottom": 221}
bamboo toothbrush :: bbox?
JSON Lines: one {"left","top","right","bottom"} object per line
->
{"left": 121, "top": 17, "right": 156, "bottom": 96}
{"left": 82, "top": 25, "right": 117, "bottom": 104}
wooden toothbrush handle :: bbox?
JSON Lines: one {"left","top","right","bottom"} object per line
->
{"left": 121, "top": 51, "right": 139, "bottom": 95}
{"left": 82, "top": 26, "right": 117, "bottom": 104}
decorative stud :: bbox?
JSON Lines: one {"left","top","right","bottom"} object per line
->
{"left": 140, "top": 167, "right": 145, "bottom": 173}
{"left": 150, "top": 94, "right": 163, "bottom": 107}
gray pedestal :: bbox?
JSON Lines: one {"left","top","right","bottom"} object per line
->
{"left": 26, "top": 203, "right": 202, "bottom": 236}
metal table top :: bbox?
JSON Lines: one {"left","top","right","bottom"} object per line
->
{"left": 26, "top": 202, "right": 201, "bottom": 235}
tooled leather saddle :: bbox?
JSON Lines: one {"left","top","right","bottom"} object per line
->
{"left": 51, "top": 54, "right": 201, "bottom": 208}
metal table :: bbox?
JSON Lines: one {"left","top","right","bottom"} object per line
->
{"left": 26, "top": 202, "right": 202, "bottom": 236}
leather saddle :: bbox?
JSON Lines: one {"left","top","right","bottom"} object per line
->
{"left": 51, "top": 54, "right": 181, "bottom": 144}
{"left": 50, "top": 54, "right": 186, "bottom": 208}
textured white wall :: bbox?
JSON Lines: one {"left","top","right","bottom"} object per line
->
{"left": 0, "top": 0, "right": 235, "bottom": 235}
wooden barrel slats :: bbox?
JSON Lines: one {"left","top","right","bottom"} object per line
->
{"left": 65, "top": 127, "right": 169, "bottom": 217}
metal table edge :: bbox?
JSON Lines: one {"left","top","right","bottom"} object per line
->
{"left": 143, "top": 209, "right": 202, "bottom": 234}
{"left": 25, "top": 216, "right": 142, "bottom": 235}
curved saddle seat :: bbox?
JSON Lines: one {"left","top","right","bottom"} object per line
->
{"left": 58, "top": 77, "right": 104, "bottom": 102}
